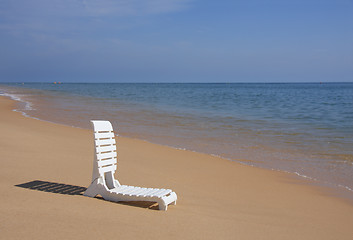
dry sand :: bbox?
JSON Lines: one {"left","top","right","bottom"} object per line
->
{"left": 1, "top": 96, "right": 352, "bottom": 240}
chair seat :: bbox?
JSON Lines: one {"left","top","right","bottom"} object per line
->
{"left": 113, "top": 185, "right": 172, "bottom": 198}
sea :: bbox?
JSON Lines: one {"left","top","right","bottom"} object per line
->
{"left": 1, "top": 82, "right": 352, "bottom": 200}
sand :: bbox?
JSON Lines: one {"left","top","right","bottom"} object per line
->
{"left": 0, "top": 95, "right": 352, "bottom": 240}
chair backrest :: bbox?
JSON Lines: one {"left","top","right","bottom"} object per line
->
{"left": 90, "top": 120, "right": 118, "bottom": 189}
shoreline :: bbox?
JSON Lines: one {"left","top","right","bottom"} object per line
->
{"left": 1, "top": 95, "right": 353, "bottom": 239}
{"left": 1, "top": 85, "right": 353, "bottom": 201}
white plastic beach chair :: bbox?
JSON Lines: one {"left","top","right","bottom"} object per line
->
{"left": 84, "top": 120, "right": 177, "bottom": 211}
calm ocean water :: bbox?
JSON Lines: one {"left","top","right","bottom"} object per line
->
{"left": 1, "top": 83, "right": 353, "bottom": 198}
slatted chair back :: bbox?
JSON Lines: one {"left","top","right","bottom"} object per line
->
{"left": 90, "top": 120, "right": 118, "bottom": 189}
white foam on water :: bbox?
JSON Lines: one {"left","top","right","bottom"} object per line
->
{"left": 0, "top": 90, "right": 51, "bottom": 122}
{"left": 0, "top": 92, "right": 35, "bottom": 111}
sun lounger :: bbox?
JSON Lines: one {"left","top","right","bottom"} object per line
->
{"left": 84, "top": 120, "right": 177, "bottom": 211}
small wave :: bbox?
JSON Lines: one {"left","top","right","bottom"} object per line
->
{"left": 293, "top": 171, "right": 314, "bottom": 180}
{"left": 0, "top": 92, "right": 35, "bottom": 111}
{"left": 1, "top": 90, "right": 82, "bottom": 128}
{"left": 340, "top": 185, "right": 353, "bottom": 192}
{"left": 290, "top": 171, "right": 353, "bottom": 193}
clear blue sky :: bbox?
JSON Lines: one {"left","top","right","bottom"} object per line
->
{"left": 0, "top": 0, "right": 352, "bottom": 82}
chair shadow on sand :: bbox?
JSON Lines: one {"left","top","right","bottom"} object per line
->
{"left": 15, "top": 180, "right": 159, "bottom": 210}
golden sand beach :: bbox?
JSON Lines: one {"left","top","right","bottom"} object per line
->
{"left": 1, "top": 95, "right": 352, "bottom": 239}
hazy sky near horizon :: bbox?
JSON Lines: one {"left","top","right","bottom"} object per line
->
{"left": 0, "top": 0, "right": 352, "bottom": 82}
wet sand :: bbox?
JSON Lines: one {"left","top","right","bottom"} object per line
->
{"left": 1, "top": 96, "right": 352, "bottom": 239}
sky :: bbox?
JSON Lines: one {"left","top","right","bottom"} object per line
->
{"left": 0, "top": 0, "right": 352, "bottom": 82}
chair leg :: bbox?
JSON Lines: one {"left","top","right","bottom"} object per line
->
{"left": 83, "top": 185, "right": 98, "bottom": 197}
{"left": 159, "top": 203, "right": 168, "bottom": 211}
{"left": 83, "top": 180, "right": 99, "bottom": 198}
